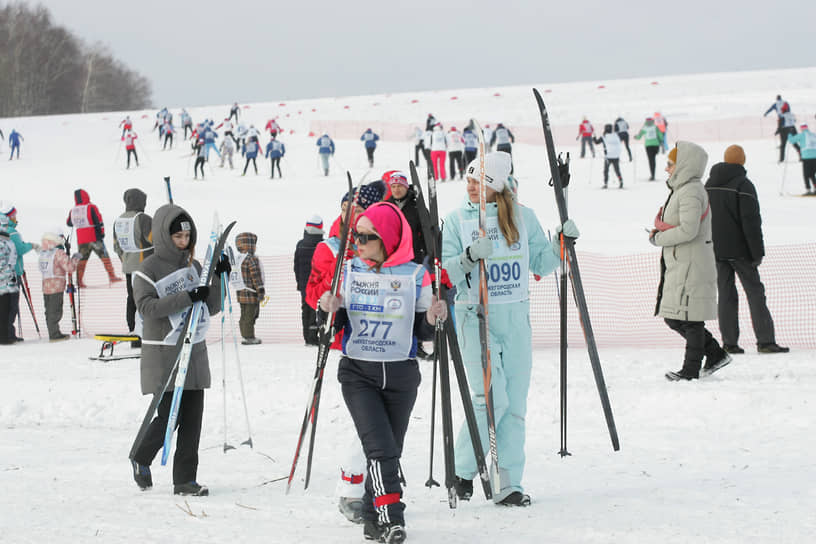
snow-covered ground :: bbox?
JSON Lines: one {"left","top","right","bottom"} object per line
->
{"left": 1, "top": 68, "right": 815, "bottom": 542}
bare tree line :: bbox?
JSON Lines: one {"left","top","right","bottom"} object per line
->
{"left": 0, "top": 2, "right": 152, "bottom": 117}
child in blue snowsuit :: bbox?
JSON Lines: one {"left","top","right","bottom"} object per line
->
{"left": 8, "top": 130, "right": 23, "bottom": 160}
{"left": 441, "top": 152, "right": 578, "bottom": 506}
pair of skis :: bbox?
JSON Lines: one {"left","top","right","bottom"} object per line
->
{"left": 286, "top": 172, "right": 362, "bottom": 493}
{"left": 532, "top": 90, "right": 620, "bottom": 453}
{"left": 129, "top": 214, "right": 237, "bottom": 464}
{"left": 410, "top": 161, "right": 493, "bottom": 506}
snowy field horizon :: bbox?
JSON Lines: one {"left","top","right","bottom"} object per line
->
{"left": 1, "top": 67, "right": 815, "bottom": 542}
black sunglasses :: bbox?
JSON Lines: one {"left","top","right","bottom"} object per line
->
{"left": 353, "top": 230, "right": 380, "bottom": 244}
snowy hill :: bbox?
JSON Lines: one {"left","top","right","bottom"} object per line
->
{"left": 0, "top": 68, "right": 815, "bottom": 543}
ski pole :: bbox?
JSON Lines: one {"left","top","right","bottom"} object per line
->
{"left": 424, "top": 355, "right": 440, "bottom": 488}
{"left": 220, "top": 271, "right": 234, "bottom": 452}
{"left": 224, "top": 268, "right": 253, "bottom": 448}
{"left": 20, "top": 272, "right": 41, "bottom": 338}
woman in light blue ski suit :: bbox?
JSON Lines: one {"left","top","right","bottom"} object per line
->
{"left": 441, "top": 151, "right": 577, "bottom": 506}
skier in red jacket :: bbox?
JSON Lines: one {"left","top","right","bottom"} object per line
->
{"left": 66, "top": 189, "right": 123, "bottom": 287}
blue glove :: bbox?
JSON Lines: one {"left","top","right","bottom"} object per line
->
{"left": 460, "top": 236, "right": 493, "bottom": 274}
{"left": 553, "top": 220, "right": 580, "bottom": 258}
{"left": 555, "top": 219, "right": 580, "bottom": 239}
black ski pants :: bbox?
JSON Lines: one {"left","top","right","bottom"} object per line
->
{"left": 618, "top": 132, "right": 632, "bottom": 161}
{"left": 194, "top": 156, "right": 205, "bottom": 178}
{"left": 779, "top": 127, "right": 799, "bottom": 162}
{"left": 716, "top": 259, "right": 776, "bottom": 346}
{"left": 338, "top": 357, "right": 420, "bottom": 526}
{"left": 132, "top": 389, "right": 204, "bottom": 484}
{"left": 126, "top": 273, "right": 136, "bottom": 332}
{"left": 300, "top": 292, "right": 317, "bottom": 344}
{"left": 0, "top": 292, "right": 12, "bottom": 343}
{"left": 126, "top": 148, "right": 139, "bottom": 168}
{"left": 449, "top": 150, "right": 464, "bottom": 179}
{"left": 163, "top": 133, "right": 173, "bottom": 150}
{"left": 646, "top": 145, "right": 660, "bottom": 179}
{"left": 414, "top": 142, "right": 424, "bottom": 166}
{"left": 802, "top": 158, "right": 816, "bottom": 191}
{"left": 243, "top": 156, "right": 258, "bottom": 175}
{"left": 604, "top": 158, "right": 622, "bottom": 183}
{"left": 269, "top": 157, "right": 282, "bottom": 178}
{"left": 464, "top": 149, "right": 477, "bottom": 165}
{"left": 6, "top": 290, "right": 19, "bottom": 339}
{"left": 183, "top": 124, "right": 192, "bottom": 140}
{"left": 664, "top": 319, "right": 724, "bottom": 375}
{"left": 365, "top": 147, "right": 375, "bottom": 166}
{"left": 580, "top": 136, "right": 595, "bottom": 158}
{"left": 422, "top": 149, "right": 434, "bottom": 180}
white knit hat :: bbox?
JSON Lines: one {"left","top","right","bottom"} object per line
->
{"left": 305, "top": 215, "right": 324, "bottom": 235}
{"left": 466, "top": 152, "right": 513, "bottom": 193}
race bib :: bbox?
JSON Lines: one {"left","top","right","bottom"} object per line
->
{"left": 344, "top": 267, "right": 418, "bottom": 361}
{"left": 114, "top": 215, "right": 144, "bottom": 252}
{"left": 38, "top": 249, "right": 57, "bottom": 279}
{"left": 154, "top": 266, "right": 210, "bottom": 345}
{"left": 459, "top": 216, "right": 529, "bottom": 305}
{"left": 70, "top": 205, "right": 91, "bottom": 229}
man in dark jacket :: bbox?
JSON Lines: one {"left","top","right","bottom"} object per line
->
{"left": 113, "top": 188, "right": 153, "bottom": 341}
{"left": 385, "top": 171, "right": 432, "bottom": 359}
{"left": 705, "top": 145, "right": 789, "bottom": 354}
{"left": 294, "top": 215, "right": 324, "bottom": 345}
{"left": 384, "top": 171, "right": 426, "bottom": 265}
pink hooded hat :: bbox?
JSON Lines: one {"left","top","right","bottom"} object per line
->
{"left": 357, "top": 202, "right": 413, "bottom": 265}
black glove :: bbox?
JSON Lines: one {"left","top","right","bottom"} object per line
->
{"left": 188, "top": 286, "right": 210, "bottom": 302}
{"left": 214, "top": 253, "right": 231, "bottom": 276}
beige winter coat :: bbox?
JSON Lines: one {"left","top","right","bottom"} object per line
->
{"left": 652, "top": 141, "right": 717, "bottom": 322}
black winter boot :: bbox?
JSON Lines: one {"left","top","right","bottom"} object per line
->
{"left": 498, "top": 491, "right": 531, "bottom": 506}
{"left": 665, "top": 368, "right": 699, "bottom": 381}
{"left": 453, "top": 476, "right": 473, "bottom": 500}
{"left": 131, "top": 460, "right": 152, "bottom": 490}
{"left": 173, "top": 481, "right": 209, "bottom": 496}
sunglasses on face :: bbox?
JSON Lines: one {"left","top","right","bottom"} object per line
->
{"left": 353, "top": 230, "right": 380, "bottom": 244}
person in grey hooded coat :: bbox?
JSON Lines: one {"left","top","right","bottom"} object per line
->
{"left": 113, "top": 188, "right": 154, "bottom": 337}
{"left": 129, "top": 203, "right": 227, "bottom": 496}
{"left": 649, "top": 141, "right": 731, "bottom": 381}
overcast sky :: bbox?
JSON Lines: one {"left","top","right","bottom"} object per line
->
{"left": 24, "top": 0, "right": 816, "bottom": 108}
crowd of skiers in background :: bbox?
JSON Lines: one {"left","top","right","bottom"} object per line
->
{"left": 409, "top": 113, "right": 515, "bottom": 183}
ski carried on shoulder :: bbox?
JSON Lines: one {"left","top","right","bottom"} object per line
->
{"left": 287, "top": 172, "right": 362, "bottom": 493}
{"left": 128, "top": 214, "right": 236, "bottom": 462}
{"left": 470, "top": 118, "right": 501, "bottom": 494}
{"left": 532, "top": 88, "right": 620, "bottom": 452}
{"left": 161, "top": 215, "right": 237, "bottom": 465}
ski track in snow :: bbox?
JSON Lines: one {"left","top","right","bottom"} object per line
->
{"left": 1, "top": 68, "right": 815, "bottom": 542}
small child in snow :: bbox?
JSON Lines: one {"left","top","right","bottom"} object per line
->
{"left": 39, "top": 231, "right": 78, "bottom": 341}
{"left": 231, "top": 232, "right": 265, "bottom": 345}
